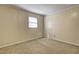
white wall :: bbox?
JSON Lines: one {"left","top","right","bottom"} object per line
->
{"left": 0, "top": 5, "right": 44, "bottom": 48}
{"left": 45, "top": 6, "right": 79, "bottom": 46}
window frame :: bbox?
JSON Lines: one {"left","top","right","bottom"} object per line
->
{"left": 28, "top": 16, "right": 38, "bottom": 28}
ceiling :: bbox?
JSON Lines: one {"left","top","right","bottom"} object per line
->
{"left": 15, "top": 4, "right": 78, "bottom": 15}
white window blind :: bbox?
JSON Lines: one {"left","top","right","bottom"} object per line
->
{"left": 28, "top": 16, "right": 38, "bottom": 28}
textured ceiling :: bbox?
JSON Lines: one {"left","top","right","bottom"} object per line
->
{"left": 15, "top": 4, "right": 78, "bottom": 15}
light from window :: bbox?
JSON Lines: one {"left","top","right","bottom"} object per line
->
{"left": 28, "top": 16, "right": 38, "bottom": 28}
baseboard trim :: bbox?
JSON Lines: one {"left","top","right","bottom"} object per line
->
{"left": 0, "top": 37, "right": 43, "bottom": 48}
{"left": 53, "top": 37, "right": 79, "bottom": 47}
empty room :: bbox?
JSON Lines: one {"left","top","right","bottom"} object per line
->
{"left": 0, "top": 4, "right": 79, "bottom": 54}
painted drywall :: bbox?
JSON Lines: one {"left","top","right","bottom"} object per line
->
{"left": 0, "top": 5, "right": 44, "bottom": 47}
{"left": 45, "top": 6, "right": 79, "bottom": 46}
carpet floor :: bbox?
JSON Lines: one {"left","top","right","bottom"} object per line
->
{"left": 0, "top": 38, "right": 79, "bottom": 54}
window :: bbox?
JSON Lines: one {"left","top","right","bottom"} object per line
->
{"left": 28, "top": 16, "right": 38, "bottom": 28}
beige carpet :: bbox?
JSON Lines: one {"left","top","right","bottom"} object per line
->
{"left": 0, "top": 38, "right": 79, "bottom": 54}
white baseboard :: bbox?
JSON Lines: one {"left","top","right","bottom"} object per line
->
{"left": 0, "top": 37, "right": 43, "bottom": 48}
{"left": 53, "top": 37, "right": 79, "bottom": 47}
